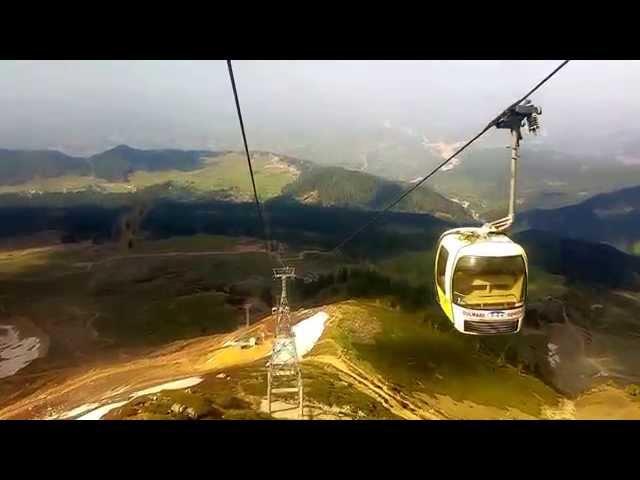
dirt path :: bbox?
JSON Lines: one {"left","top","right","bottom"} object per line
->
{"left": 612, "top": 290, "right": 640, "bottom": 304}
{"left": 0, "top": 319, "right": 274, "bottom": 420}
{"left": 549, "top": 297, "right": 638, "bottom": 382}
{"left": 73, "top": 246, "right": 336, "bottom": 272}
{"left": 305, "top": 302, "right": 447, "bottom": 419}
{"left": 277, "top": 250, "right": 335, "bottom": 263}
{"left": 547, "top": 298, "right": 594, "bottom": 365}
{"left": 73, "top": 246, "right": 266, "bottom": 270}
{"left": 308, "top": 348, "right": 444, "bottom": 420}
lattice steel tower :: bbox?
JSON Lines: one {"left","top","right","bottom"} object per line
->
{"left": 267, "top": 266, "right": 303, "bottom": 418}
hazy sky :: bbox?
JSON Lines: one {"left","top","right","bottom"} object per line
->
{"left": 0, "top": 60, "right": 638, "bottom": 159}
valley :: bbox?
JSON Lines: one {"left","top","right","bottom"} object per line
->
{"left": 243, "top": 129, "right": 640, "bottom": 217}
{"left": 517, "top": 185, "right": 640, "bottom": 254}
{"left": 0, "top": 146, "right": 473, "bottom": 223}
{"left": 2, "top": 224, "right": 640, "bottom": 420}
{"left": 5, "top": 59, "right": 640, "bottom": 422}
{"left": 1, "top": 145, "right": 640, "bottom": 420}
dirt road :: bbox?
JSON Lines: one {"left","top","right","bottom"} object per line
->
{"left": 309, "top": 351, "right": 444, "bottom": 419}
{"left": 0, "top": 318, "right": 273, "bottom": 420}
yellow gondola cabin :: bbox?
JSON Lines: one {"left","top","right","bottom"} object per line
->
{"left": 434, "top": 227, "right": 528, "bottom": 335}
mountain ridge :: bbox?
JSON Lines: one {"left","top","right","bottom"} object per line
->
{"left": 0, "top": 148, "right": 90, "bottom": 185}
{"left": 517, "top": 185, "right": 640, "bottom": 254}
{"left": 0, "top": 146, "right": 473, "bottom": 222}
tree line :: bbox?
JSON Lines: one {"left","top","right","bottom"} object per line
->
{"left": 290, "top": 266, "right": 435, "bottom": 312}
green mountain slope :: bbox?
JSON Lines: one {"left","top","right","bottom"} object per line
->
{"left": 0, "top": 149, "right": 91, "bottom": 185}
{"left": 0, "top": 145, "right": 215, "bottom": 185}
{"left": 517, "top": 185, "right": 640, "bottom": 254}
{"left": 0, "top": 146, "right": 472, "bottom": 222}
{"left": 281, "top": 165, "right": 472, "bottom": 222}
{"left": 513, "top": 229, "right": 640, "bottom": 289}
{"left": 89, "top": 145, "right": 215, "bottom": 181}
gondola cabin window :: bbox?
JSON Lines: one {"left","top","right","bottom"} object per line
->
{"left": 452, "top": 255, "right": 525, "bottom": 310}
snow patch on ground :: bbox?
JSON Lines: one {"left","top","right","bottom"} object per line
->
{"left": 63, "top": 312, "right": 329, "bottom": 420}
{"left": 70, "top": 376, "right": 204, "bottom": 420}
{"left": 58, "top": 402, "right": 101, "bottom": 419}
{"left": 0, "top": 324, "right": 43, "bottom": 379}
{"left": 131, "top": 377, "right": 203, "bottom": 398}
{"left": 77, "top": 402, "right": 128, "bottom": 420}
{"left": 292, "top": 311, "right": 329, "bottom": 358}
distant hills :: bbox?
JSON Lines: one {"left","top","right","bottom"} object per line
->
{"left": 514, "top": 229, "right": 640, "bottom": 290}
{"left": 1, "top": 143, "right": 638, "bottom": 287}
{"left": 0, "top": 145, "right": 472, "bottom": 223}
{"left": 0, "top": 149, "right": 90, "bottom": 185}
{"left": 517, "top": 185, "right": 640, "bottom": 254}
{"left": 90, "top": 145, "right": 215, "bottom": 181}
{"left": 254, "top": 125, "right": 640, "bottom": 217}
{"left": 5, "top": 144, "right": 640, "bottom": 239}
{"left": 430, "top": 146, "right": 640, "bottom": 219}
{"left": 0, "top": 145, "right": 219, "bottom": 185}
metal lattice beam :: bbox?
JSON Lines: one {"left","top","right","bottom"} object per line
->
{"left": 267, "top": 267, "right": 303, "bottom": 418}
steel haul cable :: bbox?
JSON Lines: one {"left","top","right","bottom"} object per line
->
{"left": 329, "top": 60, "right": 570, "bottom": 254}
{"left": 227, "top": 60, "right": 283, "bottom": 266}
{"left": 227, "top": 60, "right": 570, "bottom": 262}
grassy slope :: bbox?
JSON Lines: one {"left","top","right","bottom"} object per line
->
{"left": 1, "top": 235, "right": 558, "bottom": 419}
{"left": 105, "top": 366, "right": 274, "bottom": 420}
{"left": 282, "top": 166, "right": 471, "bottom": 222}
{"left": 375, "top": 244, "right": 640, "bottom": 401}
{"left": 301, "top": 361, "right": 400, "bottom": 419}
{"left": 377, "top": 250, "right": 435, "bottom": 287}
{"left": 89, "top": 146, "right": 209, "bottom": 181}
{"left": 0, "top": 152, "right": 471, "bottom": 223}
{"left": 4, "top": 230, "right": 640, "bottom": 419}
{"left": 0, "top": 236, "right": 257, "bottom": 350}
{"left": 527, "top": 266, "right": 568, "bottom": 300}
{"left": 129, "top": 153, "right": 297, "bottom": 200}
{"left": 83, "top": 245, "right": 278, "bottom": 345}
{"left": 0, "top": 175, "right": 132, "bottom": 194}
{"left": 0, "top": 152, "right": 298, "bottom": 201}
{"left": 0, "top": 234, "right": 349, "bottom": 353}
{"left": 324, "top": 300, "right": 560, "bottom": 417}
{"left": 130, "top": 234, "right": 249, "bottom": 254}
{"left": 517, "top": 185, "right": 640, "bottom": 254}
